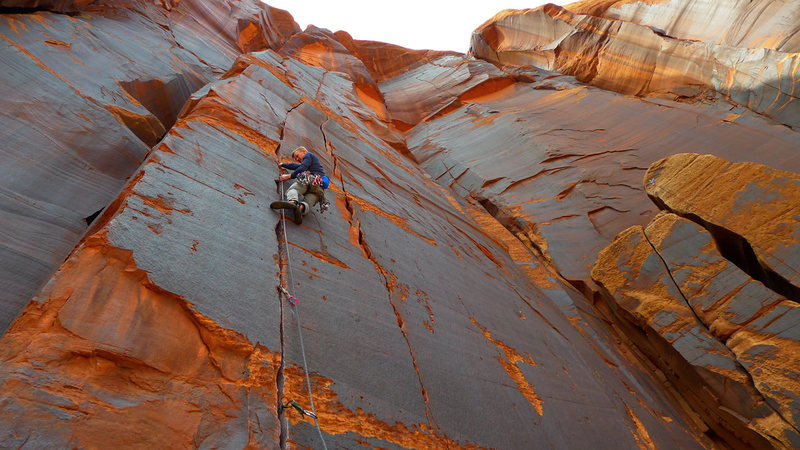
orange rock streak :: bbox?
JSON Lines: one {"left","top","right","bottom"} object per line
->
{"left": 0, "top": 233, "right": 282, "bottom": 447}
{"left": 281, "top": 366, "right": 481, "bottom": 448}
{"left": 622, "top": 402, "right": 657, "bottom": 450}
{"left": 469, "top": 317, "right": 543, "bottom": 415}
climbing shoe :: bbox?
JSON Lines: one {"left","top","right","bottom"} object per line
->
{"left": 293, "top": 202, "right": 303, "bottom": 225}
{"left": 270, "top": 200, "right": 296, "bottom": 210}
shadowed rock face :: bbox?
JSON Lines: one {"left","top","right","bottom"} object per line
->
{"left": 2, "top": 0, "right": 800, "bottom": 448}
{"left": 0, "top": 0, "right": 297, "bottom": 333}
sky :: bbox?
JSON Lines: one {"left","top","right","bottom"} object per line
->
{"left": 263, "top": 1, "right": 570, "bottom": 53}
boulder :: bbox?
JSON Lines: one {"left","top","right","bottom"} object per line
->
{"left": 593, "top": 212, "right": 800, "bottom": 448}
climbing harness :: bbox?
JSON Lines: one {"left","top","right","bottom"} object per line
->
{"left": 296, "top": 171, "right": 331, "bottom": 213}
{"left": 277, "top": 181, "right": 329, "bottom": 450}
{"left": 296, "top": 171, "right": 326, "bottom": 188}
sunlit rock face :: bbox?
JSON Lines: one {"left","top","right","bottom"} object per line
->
{"left": 594, "top": 155, "right": 800, "bottom": 448}
{"left": 645, "top": 154, "right": 800, "bottom": 296}
{"left": 470, "top": 3, "right": 800, "bottom": 128}
{"left": 406, "top": 69, "right": 800, "bottom": 288}
{"left": 2, "top": 0, "right": 800, "bottom": 448}
{"left": 565, "top": 0, "right": 800, "bottom": 52}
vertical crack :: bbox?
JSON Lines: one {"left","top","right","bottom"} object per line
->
{"left": 274, "top": 106, "right": 304, "bottom": 449}
{"left": 275, "top": 218, "right": 289, "bottom": 449}
{"left": 641, "top": 228, "right": 800, "bottom": 436}
{"left": 323, "top": 119, "right": 439, "bottom": 429}
{"left": 346, "top": 194, "right": 438, "bottom": 430}
{"left": 640, "top": 230, "right": 707, "bottom": 330}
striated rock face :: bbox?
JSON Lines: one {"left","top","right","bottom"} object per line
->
{"left": 0, "top": 6, "right": 705, "bottom": 448}
{"left": 406, "top": 67, "right": 800, "bottom": 288}
{"left": 2, "top": 0, "right": 800, "bottom": 448}
{"left": 470, "top": 3, "right": 800, "bottom": 127}
{"left": 565, "top": 0, "right": 800, "bottom": 52}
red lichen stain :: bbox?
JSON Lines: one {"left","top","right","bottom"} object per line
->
{"left": 190, "top": 240, "right": 199, "bottom": 254}
{"left": 469, "top": 317, "right": 543, "bottom": 416}
{"left": 155, "top": 142, "right": 176, "bottom": 154}
{"left": 416, "top": 290, "right": 435, "bottom": 334}
{"left": 398, "top": 282, "right": 410, "bottom": 301}
{"left": 44, "top": 39, "right": 71, "bottom": 49}
{"left": 147, "top": 223, "right": 162, "bottom": 235}
{"left": 288, "top": 243, "right": 350, "bottom": 270}
{"left": 353, "top": 439, "right": 382, "bottom": 450}
{"left": 233, "top": 184, "right": 255, "bottom": 196}
{"left": 623, "top": 403, "right": 657, "bottom": 450}
{"left": 0, "top": 233, "right": 283, "bottom": 446}
{"left": 135, "top": 193, "right": 191, "bottom": 215}
{"left": 281, "top": 366, "right": 482, "bottom": 448}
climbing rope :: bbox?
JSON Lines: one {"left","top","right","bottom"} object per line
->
{"left": 278, "top": 180, "right": 329, "bottom": 450}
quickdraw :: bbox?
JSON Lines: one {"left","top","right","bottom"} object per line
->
{"left": 278, "top": 286, "right": 298, "bottom": 305}
{"left": 296, "top": 171, "right": 324, "bottom": 187}
{"left": 281, "top": 400, "right": 318, "bottom": 419}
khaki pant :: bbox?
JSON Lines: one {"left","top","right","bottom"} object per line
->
{"left": 286, "top": 181, "right": 323, "bottom": 216}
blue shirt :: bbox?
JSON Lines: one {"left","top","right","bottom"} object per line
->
{"left": 281, "top": 152, "right": 326, "bottom": 179}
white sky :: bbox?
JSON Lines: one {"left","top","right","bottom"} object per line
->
{"left": 263, "top": 1, "right": 570, "bottom": 53}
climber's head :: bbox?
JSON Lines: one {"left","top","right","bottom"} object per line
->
{"left": 292, "top": 146, "right": 307, "bottom": 162}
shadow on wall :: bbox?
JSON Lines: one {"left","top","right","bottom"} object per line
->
{"left": 0, "top": 73, "right": 206, "bottom": 336}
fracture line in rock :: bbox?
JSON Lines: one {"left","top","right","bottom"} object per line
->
{"left": 273, "top": 104, "right": 327, "bottom": 449}
{"left": 276, "top": 181, "right": 329, "bottom": 450}
{"left": 641, "top": 227, "right": 799, "bottom": 435}
{"left": 648, "top": 178, "right": 800, "bottom": 302}
{"left": 324, "top": 120, "right": 439, "bottom": 430}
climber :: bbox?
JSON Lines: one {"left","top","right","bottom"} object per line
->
{"left": 271, "top": 146, "right": 330, "bottom": 225}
